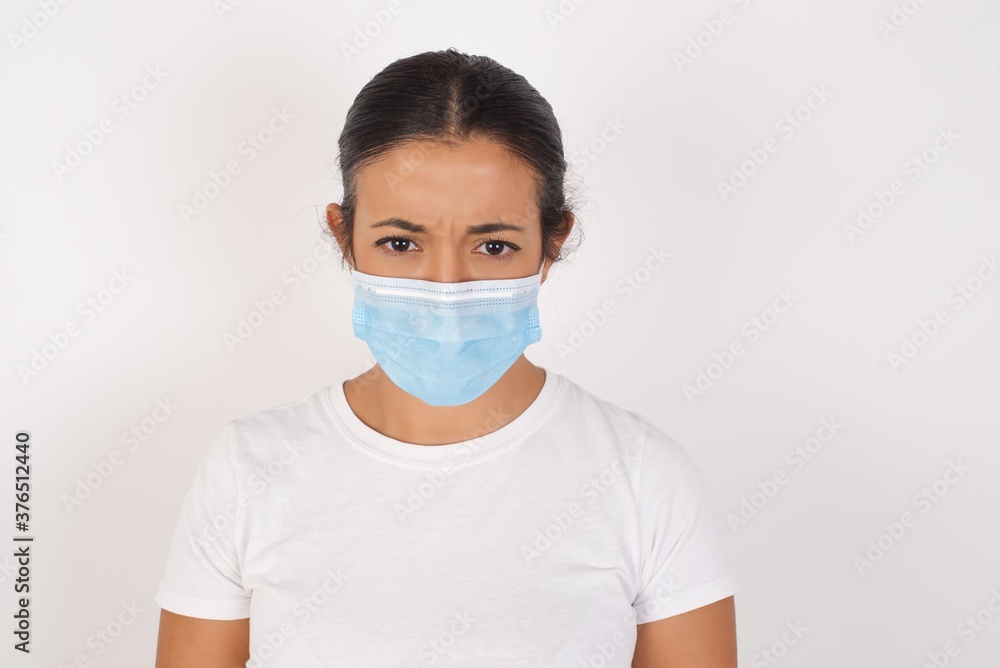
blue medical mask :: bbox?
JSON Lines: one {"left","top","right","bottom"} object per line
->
{"left": 350, "top": 260, "right": 544, "bottom": 406}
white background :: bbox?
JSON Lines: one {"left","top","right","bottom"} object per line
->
{"left": 2, "top": 0, "right": 999, "bottom": 665}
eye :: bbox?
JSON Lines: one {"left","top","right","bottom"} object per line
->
{"left": 475, "top": 238, "right": 522, "bottom": 261}
{"left": 373, "top": 235, "right": 522, "bottom": 261}
{"left": 373, "top": 235, "right": 420, "bottom": 255}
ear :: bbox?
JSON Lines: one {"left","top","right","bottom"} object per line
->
{"left": 541, "top": 211, "right": 575, "bottom": 283}
{"left": 558, "top": 211, "right": 575, "bottom": 246}
{"left": 326, "top": 203, "right": 352, "bottom": 265}
{"left": 325, "top": 202, "right": 343, "bottom": 236}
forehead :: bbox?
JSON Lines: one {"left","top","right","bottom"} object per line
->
{"left": 354, "top": 139, "right": 540, "bottom": 230}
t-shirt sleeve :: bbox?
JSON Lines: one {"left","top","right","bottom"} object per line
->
{"left": 631, "top": 421, "right": 738, "bottom": 624}
{"left": 154, "top": 422, "right": 252, "bottom": 619}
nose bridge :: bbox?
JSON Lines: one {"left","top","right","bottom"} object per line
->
{"left": 428, "top": 251, "right": 465, "bottom": 283}
{"left": 424, "top": 227, "right": 467, "bottom": 283}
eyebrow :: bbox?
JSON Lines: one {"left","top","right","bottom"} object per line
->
{"left": 369, "top": 217, "right": 525, "bottom": 235}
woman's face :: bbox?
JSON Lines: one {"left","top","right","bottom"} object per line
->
{"left": 328, "top": 139, "right": 556, "bottom": 283}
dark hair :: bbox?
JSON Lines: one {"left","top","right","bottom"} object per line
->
{"left": 325, "top": 47, "right": 583, "bottom": 270}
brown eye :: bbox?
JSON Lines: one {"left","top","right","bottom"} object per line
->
{"left": 373, "top": 235, "right": 420, "bottom": 255}
{"left": 475, "top": 238, "right": 521, "bottom": 261}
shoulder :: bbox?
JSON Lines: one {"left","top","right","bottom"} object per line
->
{"left": 222, "top": 385, "right": 333, "bottom": 464}
{"left": 556, "top": 374, "right": 703, "bottom": 487}
{"left": 554, "top": 373, "right": 670, "bottom": 465}
{"left": 555, "top": 373, "right": 651, "bottom": 438}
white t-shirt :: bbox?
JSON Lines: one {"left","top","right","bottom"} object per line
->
{"left": 154, "top": 368, "right": 737, "bottom": 667}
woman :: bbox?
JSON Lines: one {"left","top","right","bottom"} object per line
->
{"left": 155, "top": 48, "right": 738, "bottom": 667}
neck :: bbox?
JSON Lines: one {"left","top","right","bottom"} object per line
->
{"left": 343, "top": 356, "right": 545, "bottom": 446}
